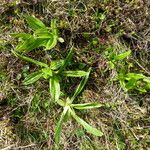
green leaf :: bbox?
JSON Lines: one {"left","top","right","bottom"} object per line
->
{"left": 143, "top": 77, "right": 150, "bottom": 83}
{"left": 16, "top": 37, "right": 44, "bottom": 52}
{"left": 56, "top": 99, "right": 66, "bottom": 107}
{"left": 45, "top": 35, "right": 58, "bottom": 50}
{"left": 41, "top": 68, "right": 52, "bottom": 79}
{"left": 62, "top": 70, "right": 88, "bottom": 77}
{"left": 137, "top": 87, "right": 147, "bottom": 93}
{"left": 108, "top": 61, "right": 115, "bottom": 69}
{"left": 34, "top": 28, "right": 53, "bottom": 39}
{"left": 114, "top": 50, "right": 131, "bottom": 61}
{"left": 126, "top": 73, "right": 145, "bottom": 80}
{"left": 71, "top": 103, "right": 103, "bottom": 110}
{"left": 24, "top": 15, "right": 46, "bottom": 30}
{"left": 58, "top": 47, "right": 74, "bottom": 73}
{"left": 30, "top": 93, "right": 41, "bottom": 112}
{"left": 125, "top": 79, "right": 137, "bottom": 90}
{"left": 71, "top": 68, "right": 91, "bottom": 102}
{"left": 109, "top": 52, "right": 116, "bottom": 61}
{"left": 49, "top": 76, "right": 60, "bottom": 102}
{"left": 50, "top": 19, "right": 57, "bottom": 35}
{"left": 12, "top": 50, "right": 48, "bottom": 68}
{"left": 40, "top": 39, "right": 50, "bottom": 47}
{"left": 54, "top": 107, "right": 69, "bottom": 148}
{"left": 23, "top": 71, "right": 43, "bottom": 85}
{"left": 50, "top": 60, "right": 64, "bottom": 70}
{"left": 70, "top": 109, "right": 103, "bottom": 136}
{"left": 11, "top": 33, "right": 32, "bottom": 40}
{"left": 146, "top": 83, "right": 150, "bottom": 89}
{"left": 119, "top": 80, "right": 127, "bottom": 92}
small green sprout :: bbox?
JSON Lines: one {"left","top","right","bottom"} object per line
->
{"left": 105, "top": 47, "right": 131, "bottom": 69}
{"left": 117, "top": 72, "right": 150, "bottom": 93}
{"left": 12, "top": 48, "right": 89, "bottom": 102}
{"left": 11, "top": 15, "right": 64, "bottom": 52}
{"left": 54, "top": 68, "right": 103, "bottom": 149}
{"left": 105, "top": 47, "right": 150, "bottom": 93}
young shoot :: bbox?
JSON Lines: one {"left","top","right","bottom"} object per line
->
{"left": 11, "top": 15, "right": 64, "bottom": 52}
{"left": 12, "top": 48, "right": 89, "bottom": 102}
{"left": 54, "top": 68, "right": 103, "bottom": 149}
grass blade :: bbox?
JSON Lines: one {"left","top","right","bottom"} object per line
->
{"left": 62, "top": 70, "right": 88, "bottom": 77}
{"left": 51, "top": 19, "right": 57, "bottom": 35}
{"left": 71, "top": 103, "right": 103, "bottom": 110}
{"left": 114, "top": 50, "right": 131, "bottom": 61}
{"left": 23, "top": 71, "right": 43, "bottom": 85}
{"left": 49, "top": 76, "right": 60, "bottom": 102}
{"left": 54, "top": 107, "right": 68, "bottom": 149}
{"left": 12, "top": 50, "right": 48, "bottom": 68}
{"left": 70, "top": 109, "right": 103, "bottom": 136}
{"left": 50, "top": 60, "right": 64, "bottom": 70}
{"left": 71, "top": 68, "right": 91, "bottom": 102}
{"left": 143, "top": 77, "right": 150, "bottom": 83}
{"left": 57, "top": 47, "right": 74, "bottom": 73}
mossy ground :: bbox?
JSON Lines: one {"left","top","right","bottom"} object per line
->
{"left": 0, "top": 0, "right": 150, "bottom": 149}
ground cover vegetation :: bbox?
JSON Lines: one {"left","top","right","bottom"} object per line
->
{"left": 0, "top": 0, "right": 150, "bottom": 150}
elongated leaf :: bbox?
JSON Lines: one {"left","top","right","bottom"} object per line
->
{"left": 23, "top": 71, "right": 43, "bottom": 85}
{"left": 54, "top": 107, "right": 69, "bottom": 148}
{"left": 12, "top": 50, "right": 48, "bottom": 68}
{"left": 50, "top": 60, "right": 64, "bottom": 70}
{"left": 11, "top": 33, "right": 32, "bottom": 40}
{"left": 71, "top": 103, "right": 103, "bottom": 110}
{"left": 70, "top": 109, "right": 103, "bottom": 136}
{"left": 125, "top": 79, "right": 137, "bottom": 90}
{"left": 24, "top": 15, "right": 46, "bottom": 30}
{"left": 16, "top": 38, "right": 44, "bottom": 52}
{"left": 34, "top": 28, "right": 52, "bottom": 39}
{"left": 58, "top": 47, "right": 74, "bottom": 73}
{"left": 41, "top": 68, "right": 52, "bottom": 79}
{"left": 146, "top": 83, "right": 150, "bottom": 89}
{"left": 49, "top": 76, "right": 60, "bottom": 102}
{"left": 51, "top": 19, "right": 57, "bottom": 35}
{"left": 40, "top": 39, "right": 49, "bottom": 47}
{"left": 126, "top": 73, "right": 145, "bottom": 80}
{"left": 62, "top": 70, "right": 88, "bottom": 77}
{"left": 45, "top": 35, "right": 58, "bottom": 50}
{"left": 114, "top": 50, "right": 131, "bottom": 61}
{"left": 71, "top": 68, "right": 91, "bottom": 102}
{"left": 119, "top": 80, "right": 127, "bottom": 92}
{"left": 56, "top": 99, "right": 66, "bottom": 107}
{"left": 143, "top": 77, "right": 150, "bottom": 83}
